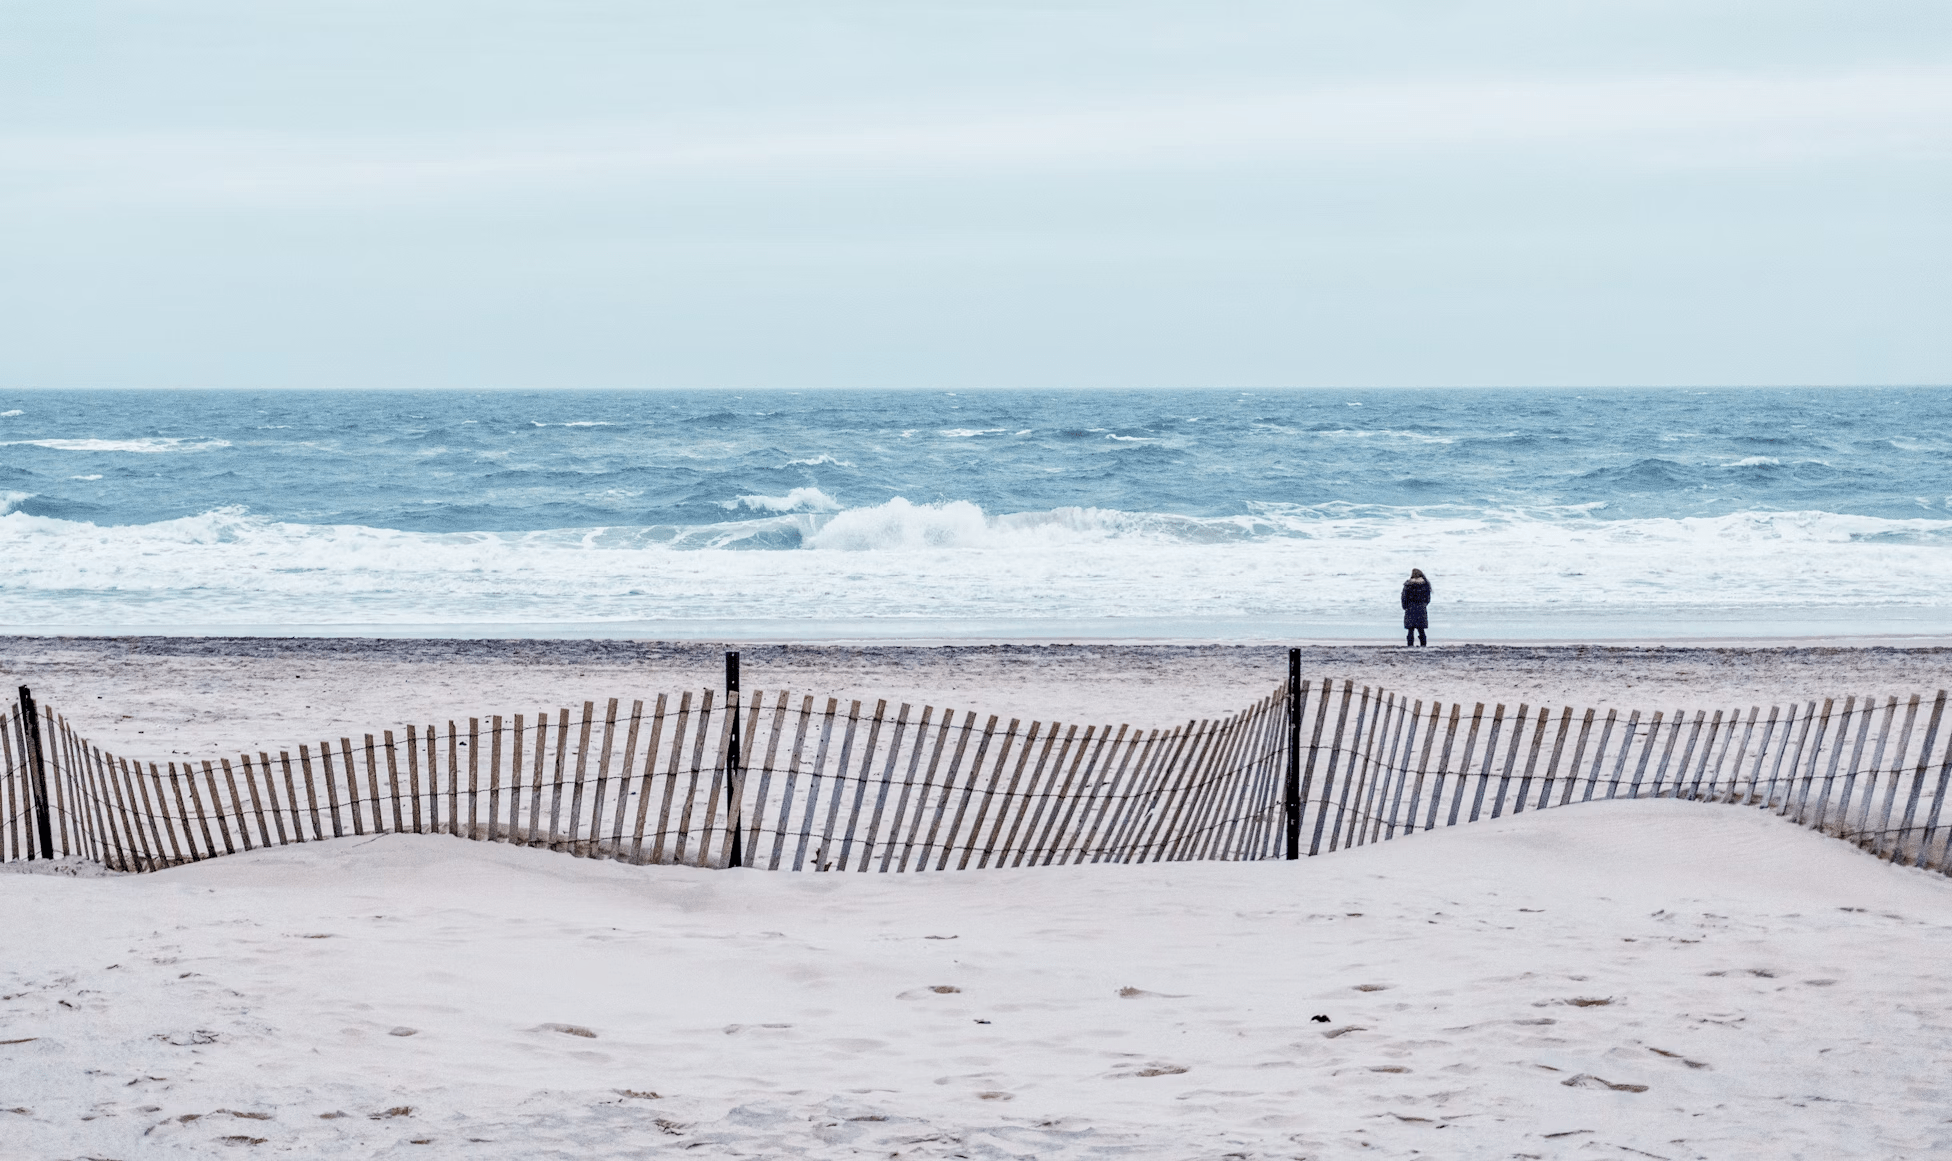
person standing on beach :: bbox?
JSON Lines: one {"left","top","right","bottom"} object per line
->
{"left": 1401, "top": 568, "right": 1431, "bottom": 647}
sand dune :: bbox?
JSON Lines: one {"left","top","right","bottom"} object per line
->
{"left": 4, "top": 799, "right": 1948, "bottom": 1158}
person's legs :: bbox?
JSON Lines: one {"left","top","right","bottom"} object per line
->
{"left": 1416, "top": 628, "right": 1428, "bottom": 647}
{"left": 1406, "top": 629, "right": 1415, "bottom": 647}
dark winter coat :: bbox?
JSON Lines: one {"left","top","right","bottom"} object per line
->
{"left": 1401, "top": 577, "right": 1431, "bottom": 629}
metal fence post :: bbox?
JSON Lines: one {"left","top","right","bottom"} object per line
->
{"left": 1285, "top": 649, "right": 1301, "bottom": 860}
{"left": 17, "top": 686, "right": 56, "bottom": 861}
{"left": 725, "top": 652, "right": 743, "bottom": 869}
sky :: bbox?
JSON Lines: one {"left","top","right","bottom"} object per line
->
{"left": 3, "top": 1, "right": 1948, "bottom": 390}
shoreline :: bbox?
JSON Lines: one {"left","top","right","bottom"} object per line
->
{"left": 4, "top": 635, "right": 1948, "bottom": 762}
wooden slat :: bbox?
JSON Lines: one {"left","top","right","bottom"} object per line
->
{"left": 939, "top": 714, "right": 1009, "bottom": 872}
{"left": 624, "top": 695, "right": 670, "bottom": 862}
{"left": 790, "top": 697, "right": 840, "bottom": 872}
{"left": 1595, "top": 709, "right": 1634, "bottom": 800}
{"left": 1219, "top": 697, "right": 1282, "bottom": 859}
{"left": 523, "top": 711, "right": 547, "bottom": 846}
{"left": 96, "top": 745, "right": 138, "bottom": 870}
{"left": 1029, "top": 722, "right": 1101, "bottom": 865}
{"left": 1171, "top": 716, "right": 1240, "bottom": 862}
{"left": 257, "top": 752, "right": 291, "bottom": 846}
{"left": 401, "top": 725, "right": 423, "bottom": 834}
{"left": 1443, "top": 703, "right": 1487, "bottom": 828}
{"left": 989, "top": 721, "right": 1062, "bottom": 868}
{"left": 113, "top": 752, "right": 159, "bottom": 870}
{"left": 1011, "top": 723, "right": 1081, "bottom": 866}
{"left": 766, "top": 695, "right": 815, "bottom": 870}
{"left": 969, "top": 720, "right": 1036, "bottom": 869}
{"left": 1838, "top": 697, "right": 1895, "bottom": 841}
{"left": 746, "top": 692, "right": 791, "bottom": 861}
{"left": 1464, "top": 703, "right": 1507, "bottom": 824}
{"left": 304, "top": 745, "right": 338, "bottom": 838}
{"left": 606, "top": 701, "right": 644, "bottom": 856}
{"left": 145, "top": 761, "right": 185, "bottom": 865}
{"left": 1766, "top": 703, "right": 1813, "bottom": 812}
{"left": 1786, "top": 699, "right": 1835, "bottom": 820}
{"left": 1500, "top": 706, "right": 1550, "bottom": 819}
{"left": 1411, "top": 703, "right": 1459, "bottom": 834}
{"left": 1807, "top": 699, "right": 1857, "bottom": 828}
{"left": 1868, "top": 696, "right": 1920, "bottom": 858}
{"left": 1891, "top": 691, "right": 1947, "bottom": 864}
{"left": 1622, "top": 711, "right": 1664, "bottom": 799}
{"left": 543, "top": 707, "right": 572, "bottom": 850}
{"left": 1529, "top": 707, "right": 1575, "bottom": 813}
{"left": 696, "top": 691, "right": 739, "bottom": 866}
{"left": 1914, "top": 715, "right": 1952, "bottom": 870}
{"left": 1145, "top": 719, "right": 1225, "bottom": 864}
{"left": 173, "top": 764, "right": 211, "bottom": 859}
{"left": 828, "top": 699, "right": 885, "bottom": 872}
{"left": 907, "top": 710, "right": 978, "bottom": 871}
{"left": 854, "top": 698, "right": 913, "bottom": 874}
{"left": 1051, "top": 723, "right": 1127, "bottom": 865}
{"left": 1087, "top": 726, "right": 1163, "bottom": 864}
{"left": 1125, "top": 720, "right": 1201, "bottom": 865}
{"left": 1380, "top": 700, "right": 1424, "bottom": 841}
{"left": 199, "top": 761, "right": 235, "bottom": 854}
{"left": 1103, "top": 725, "right": 1181, "bottom": 863}
{"left": 1306, "top": 684, "right": 1356, "bottom": 853}
{"left": 877, "top": 705, "right": 938, "bottom": 873}
{"left": 1352, "top": 695, "right": 1398, "bottom": 845}
{"left": 567, "top": 702, "right": 597, "bottom": 854}
{"left": 1327, "top": 691, "right": 1376, "bottom": 852}
{"left": 670, "top": 692, "right": 718, "bottom": 863}
{"left": 889, "top": 707, "right": 957, "bottom": 871}
{"left": 1653, "top": 711, "right": 1700, "bottom": 799}
{"left": 215, "top": 758, "right": 251, "bottom": 852}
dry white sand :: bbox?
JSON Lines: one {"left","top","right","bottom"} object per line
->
{"left": 3, "top": 636, "right": 1949, "bottom": 762}
{"left": 4, "top": 800, "right": 1949, "bottom": 1158}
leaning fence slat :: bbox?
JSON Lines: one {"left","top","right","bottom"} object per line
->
{"left": 990, "top": 721, "right": 1062, "bottom": 868}
{"left": 1328, "top": 691, "right": 1377, "bottom": 851}
{"left": 1868, "top": 696, "right": 1920, "bottom": 858}
{"left": 1533, "top": 707, "right": 1578, "bottom": 813}
{"left": 854, "top": 703, "right": 914, "bottom": 872}
{"left": 1357, "top": 696, "right": 1405, "bottom": 843}
{"left": 940, "top": 714, "right": 1007, "bottom": 872}
{"left": 891, "top": 707, "right": 957, "bottom": 871}
{"left": 1053, "top": 723, "right": 1126, "bottom": 865}
{"left": 1915, "top": 721, "right": 1952, "bottom": 871}
{"left": 1892, "top": 691, "right": 1947, "bottom": 864}
{"left": 766, "top": 696, "right": 815, "bottom": 871}
{"left": 1809, "top": 699, "right": 1858, "bottom": 830}
{"left": 626, "top": 695, "right": 671, "bottom": 863}
{"left": 1443, "top": 703, "right": 1487, "bottom": 828}
{"left": 880, "top": 705, "right": 941, "bottom": 872}
{"left": 1109, "top": 723, "right": 1189, "bottom": 863}
{"left": 814, "top": 699, "right": 867, "bottom": 872}
{"left": 1624, "top": 711, "right": 1666, "bottom": 800}
{"left": 1788, "top": 699, "right": 1835, "bottom": 821}
{"left": 1465, "top": 703, "right": 1507, "bottom": 825}
{"left": 1843, "top": 697, "right": 1897, "bottom": 844}
{"left": 1382, "top": 700, "right": 1427, "bottom": 840}
{"left": 1502, "top": 706, "right": 1550, "bottom": 818}
{"left": 567, "top": 702, "right": 597, "bottom": 854}
{"left": 1082, "top": 727, "right": 1159, "bottom": 863}
{"left": 747, "top": 692, "right": 792, "bottom": 862}
{"left": 791, "top": 698, "right": 841, "bottom": 872}
{"left": 1180, "top": 713, "right": 1251, "bottom": 862}
{"left": 906, "top": 710, "right": 975, "bottom": 871}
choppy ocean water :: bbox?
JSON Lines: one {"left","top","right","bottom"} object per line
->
{"left": 2, "top": 387, "right": 1949, "bottom": 639}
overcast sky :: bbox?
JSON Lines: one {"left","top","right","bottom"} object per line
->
{"left": 3, "top": 1, "right": 1948, "bottom": 390}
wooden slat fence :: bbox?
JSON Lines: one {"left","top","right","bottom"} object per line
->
{"left": 7, "top": 676, "right": 1952, "bottom": 876}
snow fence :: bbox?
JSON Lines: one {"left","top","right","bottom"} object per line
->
{"left": 6, "top": 668, "right": 1952, "bottom": 875}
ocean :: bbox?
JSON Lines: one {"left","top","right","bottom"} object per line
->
{"left": 2, "top": 387, "right": 1948, "bottom": 639}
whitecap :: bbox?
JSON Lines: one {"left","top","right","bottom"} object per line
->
{"left": 0, "top": 409, "right": 22, "bottom": 417}
{"left": 2, "top": 437, "right": 231, "bottom": 453}
{"left": 784, "top": 453, "right": 853, "bottom": 467}
{"left": 70, "top": 475, "right": 103, "bottom": 481}
{"left": 735, "top": 487, "right": 842, "bottom": 513}
{"left": 939, "top": 429, "right": 1005, "bottom": 438}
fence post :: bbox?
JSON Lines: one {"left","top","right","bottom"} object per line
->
{"left": 17, "top": 687, "right": 56, "bottom": 861}
{"left": 1285, "top": 648, "right": 1301, "bottom": 860}
{"left": 725, "top": 651, "right": 743, "bottom": 869}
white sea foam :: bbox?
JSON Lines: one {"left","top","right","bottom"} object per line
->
{"left": 783, "top": 454, "right": 852, "bottom": 467}
{"left": 3, "top": 437, "right": 232, "bottom": 453}
{"left": 0, "top": 409, "right": 22, "bottom": 417}
{"left": 4, "top": 500, "right": 1949, "bottom": 633}
{"left": 938, "top": 429, "right": 1007, "bottom": 438}
{"left": 1729, "top": 456, "right": 1781, "bottom": 467}
{"left": 734, "top": 487, "right": 842, "bottom": 513}
{"left": 70, "top": 475, "right": 103, "bottom": 481}
{"left": 1, "top": 491, "right": 31, "bottom": 515}
{"left": 1316, "top": 428, "right": 1455, "bottom": 445}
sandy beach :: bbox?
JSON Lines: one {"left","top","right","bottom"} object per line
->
{"left": 3, "top": 636, "right": 1948, "bottom": 762}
